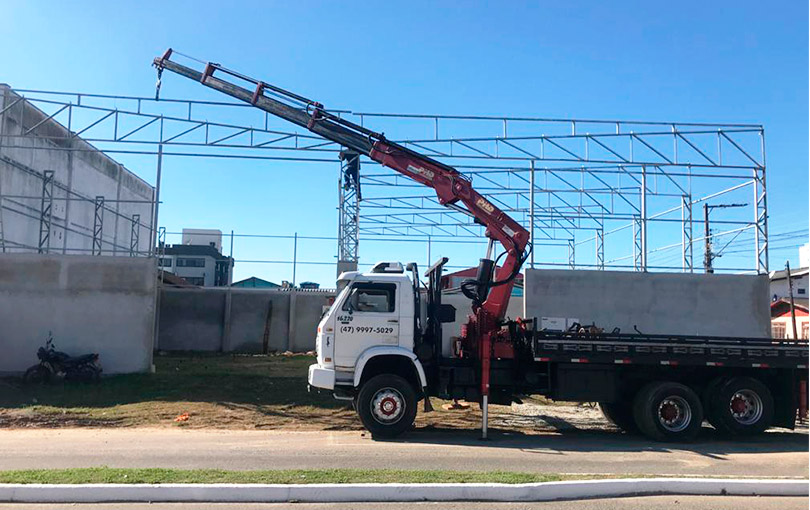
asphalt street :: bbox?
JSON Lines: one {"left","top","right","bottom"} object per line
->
{"left": 0, "top": 496, "right": 807, "bottom": 510}
{"left": 0, "top": 427, "right": 807, "bottom": 478}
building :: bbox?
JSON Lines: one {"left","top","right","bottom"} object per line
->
{"left": 232, "top": 276, "right": 280, "bottom": 288}
{"left": 0, "top": 85, "right": 154, "bottom": 255}
{"left": 771, "top": 298, "right": 809, "bottom": 340}
{"left": 159, "top": 229, "right": 233, "bottom": 286}
{"left": 181, "top": 228, "right": 224, "bottom": 252}
{"left": 800, "top": 243, "right": 810, "bottom": 269}
{"left": 769, "top": 266, "right": 808, "bottom": 302}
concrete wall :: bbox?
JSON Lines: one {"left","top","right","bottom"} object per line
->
{"left": 524, "top": 269, "right": 771, "bottom": 337}
{"left": 157, "top": 288, "right": 334, "bottom": 353}
{"left": 0, "top": 85, "right": 154, "bottom": 255}
{"left": 0, "top": 254, "right": 157, "bottom": 375}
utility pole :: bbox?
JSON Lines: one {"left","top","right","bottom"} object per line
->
{"left": 703, "top": 204, "right": 712, "bottom": 273}
{"left": 703, "top": 202, "right": 747, "bottom": 273}
{"left": 786, "top": 261, "right": 799, "bottom": 340}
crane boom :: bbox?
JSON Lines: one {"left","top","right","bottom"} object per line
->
{"left": 153, "top": 49, "right": 531, "bottom": 407}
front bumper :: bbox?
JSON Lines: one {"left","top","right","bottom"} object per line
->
{"left": 308, "top": 363, "right": 335, "bottom": 390}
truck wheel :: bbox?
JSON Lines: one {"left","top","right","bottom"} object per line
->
{"left": 707, "top": 377, "right": 774, "bottom": 436}
{"left": 355, "top": 374, "right": 417, "bottom": 438}
{"left": 633, "top": 381, "right": 704, "bottom": 442}
{"left": 599, "top": 402, "right": 638, "bottom": 433}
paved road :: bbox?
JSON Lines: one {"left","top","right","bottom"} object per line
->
{"left": 0, "top": 496, "right": 807, "bottom": 510}
{"left": 0, "top": 427, "right": 806, "bottom": 477}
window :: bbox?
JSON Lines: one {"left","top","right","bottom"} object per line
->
{"left": 176, "top": 257, "right": 206, "bottom": 268}
{"left": 342, "top": 283, "right": 396, "bottom": 313}
{"left": 158, "top": 257, "right": 172, "bottom": 268}
{"left": 772, "top": 323, "right": 786, "bottom": 339}
{"left": 798, "top": 288, "right": 806, "bottom": 295}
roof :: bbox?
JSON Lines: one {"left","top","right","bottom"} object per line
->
{"left": 162, "top": 244, "right": 232, "bottom": 261}
{"left": 158, "top": 270, "right": 196, "bottom": 287}
{"left": 232, "top": 276, "right": 280, "bottom": 288}
{"left": 770, "top": 297, "right": 809, "bottom": 317}
{"left": 770, "top": 267, "right": 809, "bottom": 281}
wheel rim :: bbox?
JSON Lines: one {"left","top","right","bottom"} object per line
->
{"left": 728, "top": 389, "right": 763, "bottom": 425}
{"left": 370, "top": 387, "right": 405, "bottom": 425}
{"left": 657, "top": 395, "right": 692, "bottom": 432}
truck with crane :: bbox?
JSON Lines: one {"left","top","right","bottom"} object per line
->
{"left": 153, "top": 50, "right": 808, "bottom": 442}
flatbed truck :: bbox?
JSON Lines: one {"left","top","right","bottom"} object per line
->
{"left": 154, "top": 50, "right": 809, "bottom": 442}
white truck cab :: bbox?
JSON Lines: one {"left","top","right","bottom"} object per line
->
{"left": 308, "top": 261, "right": 432, "bottom": 436}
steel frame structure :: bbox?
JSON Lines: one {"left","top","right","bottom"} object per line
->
{"left": 0, "top": 87, "right": 769, "bottom": 274}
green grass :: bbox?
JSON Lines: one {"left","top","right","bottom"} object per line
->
{"left": 0, "top": 353, "right": 352, "bottom": 429}
{"left": 0, "top": 467, "right": 617, "bottom": 485}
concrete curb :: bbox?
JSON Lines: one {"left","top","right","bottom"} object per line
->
{"left": 0, "top": 478, "right": 807, "bottom": 503}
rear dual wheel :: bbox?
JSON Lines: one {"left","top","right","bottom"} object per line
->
{"left": 599, "top": 402, "right": 638, "bottom": 433}
{"left": 633, "top": 381, "right": 704, "bottom": 442}
{"left": 706, "top": 377, "right": 773, "bottom": 436}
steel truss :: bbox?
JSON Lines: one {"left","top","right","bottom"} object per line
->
{"left": 1, "top": 88, "right": 768, "bottom": 273}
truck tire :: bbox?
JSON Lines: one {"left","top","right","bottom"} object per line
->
{"left": 633, "top": 381, "right": 704, "bottom": 442}
{"left": 599, "top": 402, "right": 638, "bottom": 433}
{"left": 706, "top": 377, "right": 774, "bottom": 436}
{"left": 355, "top": 374, "right": 418, "bottom": 438}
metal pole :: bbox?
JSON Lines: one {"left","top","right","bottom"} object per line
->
{"left": 150, "top": 144, "right": 163, "bottom": 256}
{"left": 787, "top": 261, "right": 799, "bottom": 340}
{"left": 292, "top": 231, "right": 298, "bottom": 286}
{"left": 529, "top": 160, "right": 535, "bottom": 269}
{"left": 481, "top": 394, "right": 489, "bottom": 440}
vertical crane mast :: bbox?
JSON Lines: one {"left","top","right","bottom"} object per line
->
{"left": 153, "top": 50, "right": 531, "bottom": 418}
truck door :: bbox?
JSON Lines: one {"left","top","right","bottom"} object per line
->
{"left": 334, "top": 282, "right": 400, "bottom": 370}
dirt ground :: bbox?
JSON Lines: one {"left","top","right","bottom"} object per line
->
{"left": 0, "top": 352, "right": 612, "bottom": 433}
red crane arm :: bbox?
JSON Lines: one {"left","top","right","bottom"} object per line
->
{"left": 153, "top": 49, "right": 530, "bottom": 321}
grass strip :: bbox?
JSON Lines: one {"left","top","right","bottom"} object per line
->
{"left": 0, "top": 468, "right": 628, "bottom": 485}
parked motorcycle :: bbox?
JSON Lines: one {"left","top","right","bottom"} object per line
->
{"left": 23, "top": 334, "right": 102, "bottom": 383}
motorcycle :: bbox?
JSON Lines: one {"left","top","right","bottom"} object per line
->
{"left": 23, "top": 334, "right": 102, "bottom": 383}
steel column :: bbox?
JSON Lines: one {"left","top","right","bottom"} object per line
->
{"left": 640, "top": 166, "right": 648, "bottom": 271}
{"left": 150, "top": 143, "right": 164, "bottom": 256}
{"left": 529, "top": 159, "right": 535, "bottom": 269}
{"left": 681, "top": 194, "right": 693, "bottom": 272}
{"left": 130, "top": 214, "right": 140, "bottom": 256}
{"left": 337, "top": 150, "right": 360, "bottom": 275}
{"left": 92, "top": 196, "right": 104, "bottom": 255}
{"left": 754, "top": 129, "right": 769, "bottom": 273}
{"left": 568, "top": 238, "right": 575, "bottom": 269}
{"left": 38, "top": 170, "right": 55, "bottom": 254}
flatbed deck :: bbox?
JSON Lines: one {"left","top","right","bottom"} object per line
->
{"left": 533, "top": 331, "right": 808, "bottom": 369}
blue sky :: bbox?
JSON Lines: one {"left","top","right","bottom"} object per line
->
{"left": 3, "top": 1, "right": 807, "bottom": 285}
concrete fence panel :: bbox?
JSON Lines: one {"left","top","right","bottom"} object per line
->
{"left": 524, "top": 269, "right": 771, "bottom": 337}
{"left": 157, "top": 287, "right": 334, "bottom": 353}
{"left": 0, "top": 254, "right": 156, "bottom": 374}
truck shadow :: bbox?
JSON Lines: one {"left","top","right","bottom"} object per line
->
{"left": 394, "top": 425, "right": 809, "bottom": 456}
